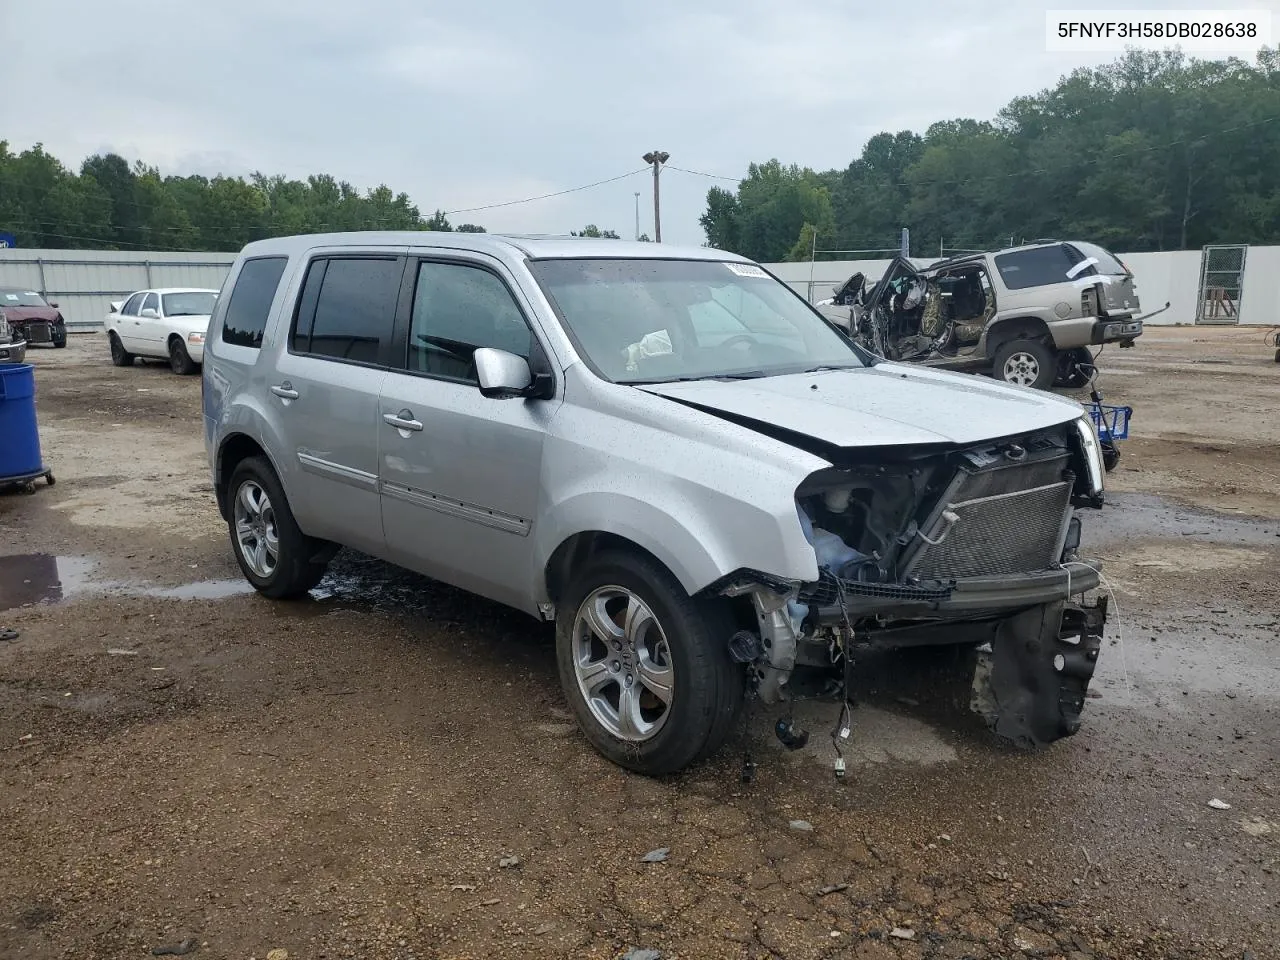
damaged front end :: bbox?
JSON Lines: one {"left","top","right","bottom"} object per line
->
{"left": 719, "top": 421, "right": 1109, "bottom": 748}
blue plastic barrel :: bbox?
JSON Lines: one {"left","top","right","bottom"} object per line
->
{"left": 0, "top": 363, "right": 45, "bottom": 480}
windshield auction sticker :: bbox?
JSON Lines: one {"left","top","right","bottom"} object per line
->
{"left": 725, "top": 263, "right": 769, "bottom": 279}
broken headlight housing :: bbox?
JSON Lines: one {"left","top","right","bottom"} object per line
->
{"left": 1073, "top": 415, "right": 1105, "bottom": 497}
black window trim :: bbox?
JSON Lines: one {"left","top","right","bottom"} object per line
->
{"left": 122, "top": 292, "right": 146, "bottom": 316}
{"left": 285, "top": 253, "right": 408, "bottom": 371}
{"left": 219, "top": 254, "right": 290, "bottom": 350}
{"left": 388, "top": 253, "right": 557, "bottom": 394}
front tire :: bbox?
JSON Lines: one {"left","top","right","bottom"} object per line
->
{"left": 227, "top": 456, "right": 332, "bottom": 599}
{"left": 108, "top": 331, "right": 134, "bottom": 367}
{"left": 993, "top": 338, "right": 1056, "bottom": 390}
{"left": 168, "top": 336, "right": 198, "bottom": 375}
{"left": 53, "top": 325, "right": 67, "bottom": 348}
{"left": 555, "top": 551, "right": 744, "bottom": 775}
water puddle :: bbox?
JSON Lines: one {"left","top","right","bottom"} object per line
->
{"left": 0, "top": 552, "right": 531, "bottom": 634}
{"left": 0, "top": 554, "right": 252, "bottom": 612}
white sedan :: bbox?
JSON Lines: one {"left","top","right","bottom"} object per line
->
{"left": 104, "top": 287, "right": 219, "bottom": 375}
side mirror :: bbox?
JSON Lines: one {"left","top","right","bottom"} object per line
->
{"left": 141, "top": 307, "right": 159, "bottom": 319}
{"left": 475, "top": 347, "right": 533, "bottom": 399}
{"left": 48, "top": 301, "right": 59, "bottom": 308}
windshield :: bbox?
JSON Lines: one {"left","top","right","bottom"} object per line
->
{"left": 528, "top": 258, "right": 863, "bottom": 384}
{"left": 1, "top": 290, "right": 48, "bottom": 307}
{"left": 162, "top": 291, "right": 217, "bottom": 316}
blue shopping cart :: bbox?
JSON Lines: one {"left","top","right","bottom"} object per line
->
{"left": 1072, "top": 355, "right": 1130, "bottom": 472}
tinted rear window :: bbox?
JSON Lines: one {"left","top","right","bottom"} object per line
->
{"left": 222, "top": 257, "right": 287, "bottom": 348}
{"left": 291, "top": 257, "right": 401, "bottom": 365}
{"left": 994, "top": 245, "right": 1078, "bottom": 290}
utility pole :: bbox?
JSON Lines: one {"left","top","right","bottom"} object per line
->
{"left": 634, "top": 191, "right": 641, "bottom": 241}
{"left": 642, "top": 150, "right": 669, "bottom": 242}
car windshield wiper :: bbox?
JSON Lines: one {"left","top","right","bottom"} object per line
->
{"left": 801, "top": 364, "right": 860, "bottom": 373}
{"left": 629, "top": 371, "right": 770, "bottom": 385}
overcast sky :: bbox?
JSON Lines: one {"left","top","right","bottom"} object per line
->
{"left": 2, "top": 0, "right": 1275, "bottom": 247}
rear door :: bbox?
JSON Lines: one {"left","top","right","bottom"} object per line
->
{"left": 268, "top": 252, "right": 405, "bottom": 554}
{"left": 377, "top": 254, "right": 558, "bottom": 612}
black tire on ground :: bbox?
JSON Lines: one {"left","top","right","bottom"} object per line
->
{"left": 1054, "top": 346, "right": 1094, "bottom": 388}
{"left": 226, "top": 455, "right": 332, "bottom": 599}
{"left": 992, "top": 338, "right": 1058, "bottom": 390}
{"left": 1102, "top": 442, "right": 1121, "bottom": 472}
{"left": 53, "top": 326, "right": 67, "bottom": 348}
{"left": 108, "top": 331, "right": 134, "bottom": 367}
{"left": 168, "top": 336, "right": 198, "bottom": 375}
{"left": 555, "top": 550, "right": 745, "bottom": 776}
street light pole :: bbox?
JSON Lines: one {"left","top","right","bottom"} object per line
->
{"left": 642, "top": 150, "right": 669, "bottom": 242}
{"left": 634, "top": 191, "right": 641, "bottom": 241}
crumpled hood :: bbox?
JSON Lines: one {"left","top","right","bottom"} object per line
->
{"left": 2, "top": 306, "right": 60, "bottom": 323}
{"left": 635, "top": 363, "right": 1083, "bottom": 449}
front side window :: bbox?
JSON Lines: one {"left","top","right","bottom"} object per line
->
{"left": 528, "top": 258, "right": 861, "bottom": 384}
{"left": 407, "top": 261, "right": 532, "bottom": 381}
{"left": 163, "top": 291, "right": 217, "bottom": 317}
{"left": 222, "top": 257, "right": 288, "bottom": 349}
{"left": 994, "top": 245, "right": 1079, "bottom": 290}
{"left": 291, "top": 257, "right": 400, "bottom": 365}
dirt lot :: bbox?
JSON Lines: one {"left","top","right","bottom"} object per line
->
{"left": 1, "top": 329, "right": 1278, "bottom": 960}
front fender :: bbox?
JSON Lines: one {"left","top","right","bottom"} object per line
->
{"left": 533, "top": 488, "right": 820, "bottom": 606}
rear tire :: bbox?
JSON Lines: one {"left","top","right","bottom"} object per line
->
{"left": 108, "top": 331, "right": 134, "bottom": 367}
{"left": 227, "top": 455, "right": 332, "bottom": 599}
{"left": 555, "top": 551, "right": 744, "bottom": 775}
{"left": 993, "top": 338, "right": 1056, "bottom": 390}
{"left": 168, "top": 336, "right": 198, "bottom": 375}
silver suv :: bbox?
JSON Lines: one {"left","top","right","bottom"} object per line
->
{"left": 820, "top": 241, "right": 1150, "bottom": 390}
{"left": 203, "top": 233, "right": 1111, "bottom": 775}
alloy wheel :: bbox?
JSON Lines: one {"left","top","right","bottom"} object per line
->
{"left": 233, "top": 480, "right": 279, "bottom": 578}
{"left": 1002, "top": 351, "right": 1041, "bottom": 387}
{"left": 572, "top": 585, "right": 675, "bottom": 742}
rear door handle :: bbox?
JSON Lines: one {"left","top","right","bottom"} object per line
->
{"left": 271, "top": 382, "right": 299, "bottom": 400}
{"left": 383, "top": 410, "right": 423, "bottom": 432}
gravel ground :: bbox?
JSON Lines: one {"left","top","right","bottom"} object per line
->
{"left": 1, "top": 329, "right": 1277, "bottom": 960}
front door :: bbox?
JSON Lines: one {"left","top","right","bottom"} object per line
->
{"left": 136, "top": 291, "right": 164, "bottom": 350}
{"left": 116, "top": 292, "right": 147, "bottom": 350}
{"left": 378, "top": 255, "right": 558, "bottom": 613}
{"left": 268, "top": 253, "right": 405, "bottom": 554}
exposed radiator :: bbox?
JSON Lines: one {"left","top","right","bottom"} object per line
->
{"left": 902, "top": 448, "right": 1075, "bottom": 581}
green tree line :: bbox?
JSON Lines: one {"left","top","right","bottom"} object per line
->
{"left": 0, "top": 147, "right": 491, "bottom": 250}
{"left": 701, "top": 48, "right": 1280, "bottom": 262}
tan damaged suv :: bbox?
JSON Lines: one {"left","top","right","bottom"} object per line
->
{"left": 821, "top": 240, "right": 1157, "bottom": 390}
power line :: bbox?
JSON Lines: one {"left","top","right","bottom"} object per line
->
{"left": 441, "top": 167, "right": 649, "bottom": 215}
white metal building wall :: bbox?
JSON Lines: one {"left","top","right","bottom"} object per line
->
{"left": 0, "top": 249, "right": 236, "bottom": 331}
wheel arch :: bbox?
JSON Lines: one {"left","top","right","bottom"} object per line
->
{"left": 214, "top": 432, "right": 282, "bottom": 521}
{"left": 982, "top": 315, "right": 1053, "bottom": 357}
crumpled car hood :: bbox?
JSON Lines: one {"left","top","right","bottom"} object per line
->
{"left": 2, "top": 307, "right": 60, "bottom": 323}
{"left": 635, "top": 364, "right": 1082, "bottom": 449}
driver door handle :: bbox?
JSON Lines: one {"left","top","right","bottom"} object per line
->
{"left": 383, "top": 409, "right": 423, "bottom": 432}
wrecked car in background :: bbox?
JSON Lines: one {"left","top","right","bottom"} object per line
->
{"left": 204, "top": 232, "right": 1111, "bottom": 777}
{"left": 0, "top": 288, "right": 68, "bottom": 349}
{"left": 819, "top": 241, "right": 1154, "bottom": 390}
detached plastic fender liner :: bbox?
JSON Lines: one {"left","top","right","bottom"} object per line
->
{"left": 971, "top": 595, "right": 1107, "bottom": 746}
